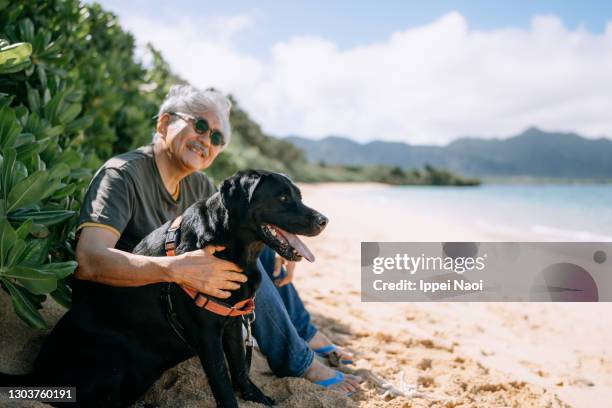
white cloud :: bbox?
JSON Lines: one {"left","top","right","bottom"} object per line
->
{"left": 119, "top": 11, "right": 612, "bottom": 144}
{"left": 121, "top": 13, "right": 263, "bottom": 93}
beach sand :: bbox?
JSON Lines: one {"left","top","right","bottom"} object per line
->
{"left": 2, "top": 182, "right": 611, "bottom": 407}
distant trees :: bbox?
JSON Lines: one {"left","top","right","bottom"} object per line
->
{"left": 295, "top": 163, "right": 480, "bottom": 185}
{"left": 423, "top": 164, "right": 480, "bottom": 186}
{"left": 377, "top": 164, "right": 480, "bottom": 185}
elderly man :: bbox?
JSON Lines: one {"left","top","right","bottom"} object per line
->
{"left": 75, "top": 85, "right": 359, "bottom": 394}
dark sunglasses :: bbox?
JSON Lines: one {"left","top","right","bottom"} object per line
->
{"left": 168, "top": 111, "right": 225, "bottom": 146}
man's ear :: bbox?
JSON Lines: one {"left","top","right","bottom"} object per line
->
{"left": 156, "top": 114, "right": 170, "bottom": 140}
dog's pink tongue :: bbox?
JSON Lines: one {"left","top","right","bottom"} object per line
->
{"left": 276, "top": 227, "right": 315, "bottom": 262}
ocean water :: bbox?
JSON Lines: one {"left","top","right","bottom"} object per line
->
{"left": 345, "top": 184, "right": 612, "bottom": 241}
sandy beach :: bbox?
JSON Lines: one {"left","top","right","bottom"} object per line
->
{"left": 2, "top": 182, "right": 611, "bottom": 407}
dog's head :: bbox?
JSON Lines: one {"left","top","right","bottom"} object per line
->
{"left": 219, "top": 170, "right": 328, "bottom": 262}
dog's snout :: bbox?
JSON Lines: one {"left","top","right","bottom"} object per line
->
{"left": 315, "top": 214, "right": 329, "bottom": 228}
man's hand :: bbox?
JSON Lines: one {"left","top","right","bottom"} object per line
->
{"left": 272, "top": 255, "right": 296, "bottom": 287}
{"left": 172, "top": 245, "right": 245, "bottom": 298}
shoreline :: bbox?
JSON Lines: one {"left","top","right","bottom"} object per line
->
{"left": 300, "top": 182, "right": 612, "bottom": 242}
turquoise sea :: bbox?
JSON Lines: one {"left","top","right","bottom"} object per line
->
{"left": 344, "top": 184, "right": 612, "bottom": 241}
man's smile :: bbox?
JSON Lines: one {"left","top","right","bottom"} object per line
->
{"left": 186, "top": 140, "right": 209, "bottom": 158}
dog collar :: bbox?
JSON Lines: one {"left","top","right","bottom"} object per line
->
{"left": 165, "top": 216, "right": 255, "bottom": 317}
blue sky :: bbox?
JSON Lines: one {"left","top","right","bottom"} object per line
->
{"left": 98, "top": 0, "right": 612, "bottom": 56}
{"left": 95, "top": 1, "right": 612, "bottom": 144}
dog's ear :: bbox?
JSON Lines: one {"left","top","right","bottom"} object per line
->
{"left": 219, "top": 171, "right": 263, "bottom": 216}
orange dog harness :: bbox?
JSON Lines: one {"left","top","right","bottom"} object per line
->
{"left": 165, "top": 216, "right": 255, "bottom": 317}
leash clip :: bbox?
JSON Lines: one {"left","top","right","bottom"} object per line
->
{"left": 242, "top": 312, "right": 256, "bottom": 374}
{"left": 243, "top": 313, "right": 255, "bottom": 347}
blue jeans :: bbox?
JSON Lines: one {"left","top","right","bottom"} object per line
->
{"left": 251, "top": 247, "right": 318, "bottom": 377}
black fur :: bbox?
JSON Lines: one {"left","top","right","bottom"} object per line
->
{"left": 0, "top": 170, "right": 328, "bottom": 408}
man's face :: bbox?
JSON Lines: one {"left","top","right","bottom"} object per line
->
{"left": 160, "top": 110, "right": 223, "bottom": 172}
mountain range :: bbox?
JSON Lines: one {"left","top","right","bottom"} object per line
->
{"left": 286, "top": 127, "right": 612, "bottom": 179}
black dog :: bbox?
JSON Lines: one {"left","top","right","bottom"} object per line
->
{"left": 0, "top": 170, "right": 328, "bottom": 408}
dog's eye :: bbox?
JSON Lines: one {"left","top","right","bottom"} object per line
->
{"left": 278, "top": 195, "right": 289, "bottom": 203}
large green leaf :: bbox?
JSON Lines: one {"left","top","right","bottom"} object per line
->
{"left": 0, "top": 218, "right": 17, "bottom": 270}
{"left": 2, "top": 280, "right": 46, "bottom": 329}
{"left": 58, "top": 103, "right": 82, "bottom": 125}
{"left": 69, "top": 168, "right": 91, "bottom": 180}
{"left": 43, "top": 91, "right": 64, "bottom": 124}
{"left": 38, "top": 177, "right": 61, "bottom": 201}
{"left": 17, "top": 19, "right": 35, "bottom": 43}
{"left": 47, "top": 163, "right": 70, "bottom": 180}
{"left": 8, "top": 209, "right": 75, "bottom": 226}
{"left": 15, "top": 218, "right": 33, "bottom": 240}
{"left": 13, "top": 133, "right": 35, "bottom": 147}
{"left": 13, "top": 161, "right": 28, "bottom": 186}
{"left": 44, "top": 125, "right": 63, "bottom": 139}
{"left": 19, "top": 238, "right": 46, "bottom": 267}
{"left": 0, "top": 148, "right": 16, "bottom": 199}
{"left": 2, "top": 265, "right": 58, "bottom": 294}
{"left": 0, "top": 106, "right": 22, "bottom": 149}
{"left": 32, "top": 29, "right": 48, "bottom": 55}
{"left": 4, "top": 240, "right": 25, "bottom": 269}
{"left": 38, "top": 261, "right": 77, "bottom": 279}
{"left": 6, "top": 170, "right": 49, "bottom": 212}
{"left": 64, "top": 115, "right": 94, "bottom": 134}
{"left": 51, "top": 183, "right": 76, "bottom": 199}
{"left": 57, "top": 148, "right": 80, "bottom": 167}
{"left": 36, "top": 65, "right": 47, "bottom": 89}
{"left": 15, "top": 137, "right": 44, "bottom": 160}
{"left": 26, "top": 82, "right": 41, "bottom": 112}
{"left": 0, "top": 42, "right": 32, "bottom": 74}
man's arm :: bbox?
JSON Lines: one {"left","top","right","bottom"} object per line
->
{"left": 75, "top": 227, "right": 246, "bottom": 299}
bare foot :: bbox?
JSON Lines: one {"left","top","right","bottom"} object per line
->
{"left": 309, "top": 331, "right": 355, "bottom": 364}
{"left": 303, "top": 358, "right": 362, "bottom": 394}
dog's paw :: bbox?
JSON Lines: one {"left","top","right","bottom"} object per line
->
{"left": 242, "top": 391, "right": 275, "bottom": 406}
{"left": 240, "top": 381, "right": 275, "bottom": 406}
{"left": 253, "top": 395, "right": 275, "bottom": 407}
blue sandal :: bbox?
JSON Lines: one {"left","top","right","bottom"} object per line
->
{"left": 313, "top": 344, "right": 354, "bottom": 365}
{"left": 315, "top": 371, "right": 354, "bottom": 396}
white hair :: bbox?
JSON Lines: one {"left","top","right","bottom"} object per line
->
{"left": 155, "top": 85, "right": 232, "bottom": 147}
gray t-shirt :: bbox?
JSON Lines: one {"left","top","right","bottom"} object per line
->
{"left": 78, "top": 144, "right": 216, "bottom": 252}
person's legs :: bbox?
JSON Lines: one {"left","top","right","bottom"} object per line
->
{"left": 258, "top": 247, "right": 317, "bottom": 342}
{"left": 257, "top": 247, "right": 357, "bottom": 367}
{"left": 251, "top": 259, "right": 314, "bottom": 377}
{"left": 276, "top": 283, "right": 318, "bottom": 342}
{"left": 251, "top": 260, "right": 362, "bottom": 393}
